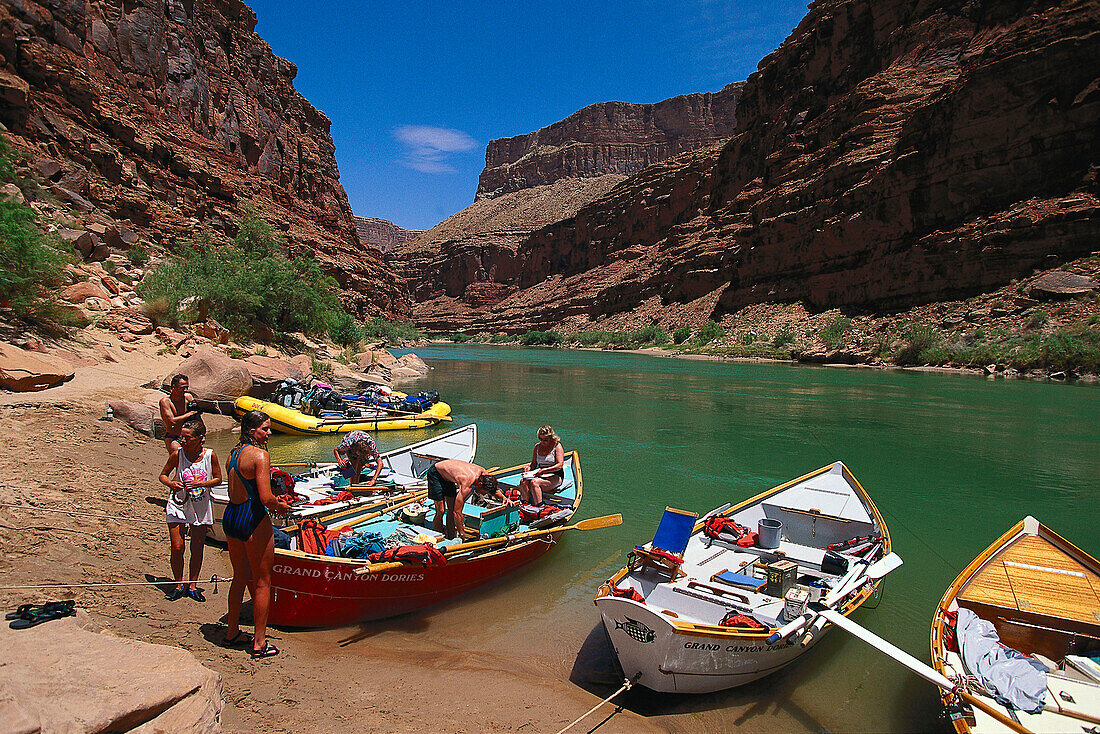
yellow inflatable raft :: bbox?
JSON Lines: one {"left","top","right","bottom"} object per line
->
{"left": 234, "top": 395, "right": 452, "bottom": 435}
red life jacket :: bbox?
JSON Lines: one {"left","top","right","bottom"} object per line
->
{"left": 609, "top": 582, "right": 645, "bottom": 602}
{"left": 368, "top": 543, "right": 447, "bottom": 567}
{"left": 720, "top": 612, "right": 765, "bottom": 629}
{"left": 311, "top": 490, "right": 356, "bottom": 506}
{"left": 298, "top": 518, "right": 341, "bottom": 556}
{"left": 270, "top": 468, "right": 296, "bottom": 496}
{"left": 504, "top": 489, "right": 521, "bottom": 503}
{"left": 704, "top": 516, "right": 758, "bottom": 547}
{"left": 941, "top": 609, "right": 959, "bottom": 652}
{"left": 520, "top": 504, "right": 560, "bottom": 523}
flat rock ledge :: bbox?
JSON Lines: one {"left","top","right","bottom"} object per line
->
{"left": 0, "top": 612, "right": 222, "bottom": 733}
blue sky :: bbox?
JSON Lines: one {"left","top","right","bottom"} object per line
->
{"left": 248, "top": 1, "right": 809, "bottom": 230}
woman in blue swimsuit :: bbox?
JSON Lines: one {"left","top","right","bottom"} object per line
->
{"left": 223, "top": 410, "right": 292, "bottom": 658}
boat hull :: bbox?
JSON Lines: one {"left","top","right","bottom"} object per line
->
{"left": 235, "top": 395, "right": 452, "bottom": 435}
{"left": 270, "top": 535, "right": 557, "bottom": 627}
{"left": 597, "top": 596, "right": 820, "bottom": 693}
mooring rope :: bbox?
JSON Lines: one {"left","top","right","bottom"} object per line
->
{"left": 0, "top": 503, "right": 163, "bottom": 525}
{"left": 553, "top": 675, "right": 638, "bottom": 734}
{"left": 0, "top": 574, "right": 233, "bottom": 592}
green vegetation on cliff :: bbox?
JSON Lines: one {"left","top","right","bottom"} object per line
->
{"left": 0, "top": 135, "right": 73, "bottom": 330}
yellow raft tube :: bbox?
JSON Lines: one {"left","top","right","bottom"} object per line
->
{"left": 234, "top": 395, "right": 452, "bottom": 435}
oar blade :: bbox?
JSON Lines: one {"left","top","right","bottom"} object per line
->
{"left": 575, "top": 514, "right": 623, "bottom": 531}
{"left": 867, "top": 551, "right": 903, "bottom": 579}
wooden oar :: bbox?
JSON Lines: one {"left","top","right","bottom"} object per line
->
{"left": 356, "top": 514, "right": 622, "bottom": 575}
{"left": 273, "top": 462, "right": 318, "bottom": 468}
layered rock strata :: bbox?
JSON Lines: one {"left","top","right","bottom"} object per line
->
{"left": 354, "top": 215, "right": 424, "bottom": 252}
{"left": 388, "top": 174, "right": 626, "bottom": 304}
{"left": 477, "top": 82, "right": 742, "bottom": 200}
{"left": 0, "top": 0, "right": 406, "bottom": 316}
{"left": 410, "top": 0, "right": 1100, "bottom": 332}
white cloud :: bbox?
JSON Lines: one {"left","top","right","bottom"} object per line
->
{"left": 394, "top": 125, "right": 479, "bottom": 174}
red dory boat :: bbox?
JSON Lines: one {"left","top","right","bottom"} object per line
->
{"left": 269, "top": 452, "right": 584, "bottom": 627}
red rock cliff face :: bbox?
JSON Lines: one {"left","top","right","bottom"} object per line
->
{"left": 0, "top": 0, "right": 407, "bottom": 316}
{"left": 354, "top": 216, "right": 423, "bottom": 253}
{"left": 476, "top": 83, "right": 742, "bottom": 200}
{"left": 417, "top": 0, "right": 1098, "bottom": 332}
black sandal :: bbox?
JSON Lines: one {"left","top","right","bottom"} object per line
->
{"left": 5, "top": 603, "right": 37, "bottom": 621}
{"left": 8, "top": 600, "right": 76, "bottom": 629}
{"left": 250, "top": 642, "right": 279, "bottom": 658}
{"left": 223, "top": 630, "right": 252, "bottom": 648}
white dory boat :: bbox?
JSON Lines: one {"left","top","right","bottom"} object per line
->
{"left": 207, "top": 424, "right": 477, "bottom": 542}
{"left": 595, "top": 461, "right": 897, "bottom": 693}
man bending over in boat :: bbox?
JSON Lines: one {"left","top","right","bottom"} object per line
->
{"left": 426, "top": 459, "right": 511, "bottom": 539}
{"left": 160, "top": 374, "right": 200, "bottom": 454}
{"left": 333, "top": 430, "right": 381, "bottom": 485}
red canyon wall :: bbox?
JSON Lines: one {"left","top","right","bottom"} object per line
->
{"left": 0, "top": 0, "right": 407, "bottom": 316}
{"left": 403, "top": 0, "right": 1099, "bottom": 332}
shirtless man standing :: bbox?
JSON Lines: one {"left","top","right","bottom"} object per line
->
{"left": 160, "top": 374, "right": 200, "bottom": 454}
{"left": 425, "top": 459, "right": 512, "bottom": 539}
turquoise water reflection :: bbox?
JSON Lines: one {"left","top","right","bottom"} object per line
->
{"left": 215, "top": 344, "right": 1100, "bottom": 731}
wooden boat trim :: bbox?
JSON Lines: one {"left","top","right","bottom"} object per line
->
{"left": 598, "top": 461, "right": 890, "bottom": 638}
{"left": 930, "top": 517, "right": 1100, "bottom": 734}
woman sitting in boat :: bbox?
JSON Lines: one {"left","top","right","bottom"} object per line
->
{"left": 332, "top": 430, "right": 381, "bottom": 485}
{"left": 223, "top": 410, "right": 293, "bottom": 658}
{"left": 158, "top": 418, "right": 221, "bottom": 602}
{"left": 519, "top": 426, "right": 565, "bottom": 505}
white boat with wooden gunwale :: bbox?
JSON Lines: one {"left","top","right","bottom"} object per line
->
{"left": 595, "top": 461, "right": 895, "bottom": 693}
{"left": 930, "top": 517, "right": 1100, "bottom": 733}
{"left": 207, "top": 424, "right": 477, "bottom": 542}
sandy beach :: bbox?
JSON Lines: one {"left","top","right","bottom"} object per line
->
{"left": 0, "top": 343, "right": 684, "bottom": 733}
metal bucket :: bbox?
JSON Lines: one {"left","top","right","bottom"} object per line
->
{"left": 758, "top": 518, "right": 783, "bottom": 549}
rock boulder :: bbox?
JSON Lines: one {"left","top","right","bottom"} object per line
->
{"left": 1028, "top": 271, "right": 1099, "bottom": 300}
{"left": 245, "top": 354, "right": 312, "bottom": 398}
{"left": 0, "top": 612, "right": 222, "bottom": 732}
{"left": 163, "top": 348, "right": 252, "bottom": 404}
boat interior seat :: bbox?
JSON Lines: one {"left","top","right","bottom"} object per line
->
{"left": 760, "top": 501, "right": 876, "bottom": 548}
{"left": 497, "top": 474, "right": 575, "bottom": 496}
{"left": 648, "top": 578, "right": 784, "bottom": 626}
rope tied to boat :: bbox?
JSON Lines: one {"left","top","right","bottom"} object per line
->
{"left": 553, "top": 674, "right": 639, "bottom": 734}
{"left": 0, "top": 503, "right": 164, "bottom": 525}
{"left": 0, "top": 574, "right": 234, "bottom": 592}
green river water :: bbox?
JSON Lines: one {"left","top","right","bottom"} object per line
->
{"left": 213, "top": 344, "right": 1099, "bottom": 732}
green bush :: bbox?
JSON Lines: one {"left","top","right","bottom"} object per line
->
{"left": 773, "top": 328, "right": 795, "bottom": 347}
{"left": 442, "top": 333, "right": 472, "bottom": 343}
{"left": 896, "top": 323, "right": 937, "bottom": 365}
{"left": 490, "top": 333, "right": 517, "bottom": 343}
{"left": 692, "top": 320, "right": 724, "bottom": 345}
{"left": 1027, "top": 310, "right": 1049, "bottom": 330}
{"left": 360, "top": 317, "right": 420, "bottom": 344}
{"left": 520, "top": 330, "right": 562, "bottom": 346}
{"left": 672, "top": 326, "right": 691, "bottom": 344}
{"left": 136, "top": 207, "right": 349, "bottom": 339}
{"left": 127, "top": 243, "right": 149, "bottom": 266}
{"left": 327, "top": 311, "right": 363, "bottom": 346}
{"left": 0, "top": 200, "right": 71, "bottom": 320}
{"left": 0, "top": 135, "right": 72, "bottom": 327}
{"left": 575, "top": 330, "right": 612, "bottom": 347}
{"left": 820, "top": 316, "right": 852, "bottom": 350}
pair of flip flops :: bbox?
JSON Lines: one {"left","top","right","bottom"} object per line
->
{"left": 6, "top": 600, "right": 77, "bottom": 629}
